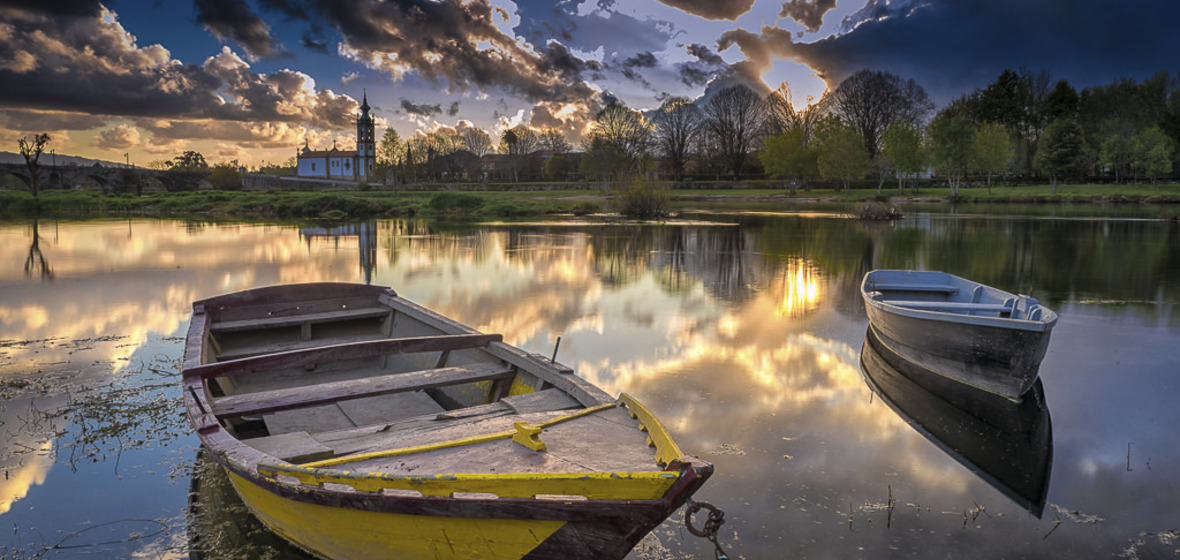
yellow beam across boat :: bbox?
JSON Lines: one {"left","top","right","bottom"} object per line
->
{"left": 300, "top": 402, "right": 617, "bottom": 469}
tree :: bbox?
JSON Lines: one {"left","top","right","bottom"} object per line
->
{"left": 1044, "top": 80, "right": 1079, "bottom": 122}
{"left": 814, "top": 117, "right": 871, "bottom": 191}
{"left": 377, "top": 129, "right": 402, "bottom": 167}
{"left": 759, "top": 128, "right": 817, "bottom": 186}
{"left": 460, "top": 126, "right": 493, "bottom": 158}
{"left": 579, "top": 135, "right": 628, "bottom": 187}
{"left": 499, "top": 126, "right": 538, "bottom": 182}
{"left": 590, "top": 104, "right": 652, "bottom": 163}
{"left": 209, "top": 161, "right": 243, "bottom": 190}
{"left": 702, "top": 84, "right": 765, "bottom": 178}
{"left": 1035, "top": 118, "right": 1087, "bottom": 193}
{"left": 1132, "top": 126, "right": 1176, "bottom": 183}
{"left": 651, "top": 97, "right": 701, "bottom": 181}
{"left": 18, "top": 133, "right": 51, "bottom": 197}
{"left": 170, "top": 151, "right": 208, "bottom": 170}
{"left": 537, "top": 128, "right": 572, "bottom": 153}
{"left": 826, "top": 69, "right": 934, "bottom": 159}
{"left": 1100, "top": 134, "right": 1132, "bottom": 183}
{"left": 881, "top": 123, "right": 926, "bottom": 193}
{"left": 927, "top": 107, "right": 975, "bottom": 196}
{"left": 972, "top": 122, "right": 1012, "bottom": 191}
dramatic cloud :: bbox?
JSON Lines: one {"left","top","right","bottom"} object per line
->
{"left": 95, "top": 124, "right": 141, "bottom": 151}
{"left": 400, "top": 98, "right": 442, "bottom": 117}
{"left": 655, "top": 0, "right": 755, "bottom": 21}
{"left": 447, "top": 101, "right": 460, "bottom": 117}
{"left": 779, "top": 0, "right": 837, "bottom": 33}
{"left": 0, "top": 7, "right": 357, "bottom": 127}
{"left": 677, "top": 43, "right": 727, "bottom": 87}
{"left": 194, "top": 0, "right": 283, "bottom": 59}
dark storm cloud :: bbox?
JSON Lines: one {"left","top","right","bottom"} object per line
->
{"left": 300, "top": 34, "right": 328, "bottom": 53}
{"left": 676, "top": 43, "right": 726, "bottom": 87}
{"left": 718, "top": 0, "right": 1180, "bottom": 105}
{"left": 655, "top": 0, "right": 754, "bottom": 21}
{"left": 400, "top": 98, "right": 442, "bottom": 117}
{"left": 447, "top": 101, "right": 460, "bottom": 116}
{"left": 0, "top": 8, "right": 357, "bottom": 130}
{"left": 779, "top": 0, "right": 836, "bottom": 33}
{"left": 194, "top": 0, "right": 283, "bottom": 59}
{"left": 0, "top": 0, "right": 102, "bottom": 16}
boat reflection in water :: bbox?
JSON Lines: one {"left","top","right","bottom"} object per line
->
{"left": 188, "top": 448, "right": 316, "bottom": 560}
{"left": 859, "top": 328, "right": 1053, "bottom": 517}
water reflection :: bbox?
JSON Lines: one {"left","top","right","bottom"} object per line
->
{"left": 860, "top": 328, "right": 1053, "bottom": 517}
{"left": 24, "top": 219, "right": 53, "bottom": 281}
{"left": 0, "top": 216, "right": 1178, "bottom": 559}
{"left": 188, "top": 448, "right": 314, "bottom": 560}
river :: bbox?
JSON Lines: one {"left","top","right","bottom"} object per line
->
{"left": 1, "top": 209, "right": 1177, "bottom": 558}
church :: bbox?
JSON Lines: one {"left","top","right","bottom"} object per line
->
{"left": 296, "top": 92, "right": 376, "bottom": 180}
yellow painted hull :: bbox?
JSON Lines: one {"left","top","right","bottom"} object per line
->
{"left": 229, "top": 470, "right": 565, "bottom": 560}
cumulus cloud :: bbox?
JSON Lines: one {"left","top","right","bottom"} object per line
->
{"left": 677, "top": 43, "right": 727, "bottom": 87}
{"left": 95, "top": 124, "right": 141, "bottom": 151}
{"left": 0, "top": 7, "right": 359, "bottom": 128}
{"left": 779, "top": 0, "right": 837, "bottom": 33}
{"left": 194, "top": 0, "right": 283, "bottom": 59}
{"left": 655, "top": 0, "right": 755, "bottom": 21}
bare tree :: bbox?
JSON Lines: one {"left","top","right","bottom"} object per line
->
{"left": 702, "top": 84, "right": 765, "bottom": 178}
{"left": 590, "top": 103, "right": 652, "bottom": 163}
{"left": 459, "top": 125, "right": 493, "bottom": 158}
{"left": 827, "top": 69, "right": 933, "bottom": 159}
{"left": 537, "top": 128, "right": 572, "bottom": 153}
{"left": 764, "top": 83, "right": 823, "bottom": 146}
{"left": 18, "top": 133, "right": 51, "bottom": 197}
{"left": 651, "top": 97, "right": 701, "bottom": 181}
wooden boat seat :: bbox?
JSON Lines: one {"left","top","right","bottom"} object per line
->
{"left": 869, "top": 282, "right": 958, "bottom": 293}
{"left": 210, "top": 307, "right": 391, "bottom": 333}
{"left": 889, "top": 300, "right": 1013, "bottom": 313}
{"left": 211, "top": 362, "right": 516, "bottom": 418}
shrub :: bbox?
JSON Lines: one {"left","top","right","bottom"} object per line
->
{"left": 428, "top": 192, "right": 484, "bottom": 214}
{"left": 615, "top": 179, "right": 668, "bottom": 219}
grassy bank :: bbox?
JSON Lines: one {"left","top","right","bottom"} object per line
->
{"left": 2, "top": 182, "right": 1178, "bottom": 221}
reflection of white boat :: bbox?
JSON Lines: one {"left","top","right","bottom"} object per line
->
{"left": 860, "top": 328, "right": 1053, "bottom": 517}
{"left": 861, "top": 270, "right": 1057, "bottom": 402}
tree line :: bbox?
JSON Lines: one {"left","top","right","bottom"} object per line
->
{"left": 369, "top": 67, "right": 1179, "bottom": 190}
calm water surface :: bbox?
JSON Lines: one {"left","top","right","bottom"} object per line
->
{"left": 1, "top": 211, "right": 1178, "bottom": 559}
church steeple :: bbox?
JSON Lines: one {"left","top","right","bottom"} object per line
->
{"left": 355, "top": 89, "right": 376, "bottom": 180}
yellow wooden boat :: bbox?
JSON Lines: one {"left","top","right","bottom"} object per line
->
{"left": 182, "top": 283, "right": 713, "bottom": 560}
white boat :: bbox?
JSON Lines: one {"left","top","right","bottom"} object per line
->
{"left": 861, "top": 270, "right": 1057, "bottom": 402}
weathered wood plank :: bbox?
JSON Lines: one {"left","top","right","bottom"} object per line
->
{"left": 263, "top": 403, "right": 357, "bottom": 435}
{"left": 212, "top": 362, "right": 515, "bottom": 417}
{"left": 337, "top": 391, "right": 445, "bottom": 427}
{"left": 189, "top": 333, "right": 503, "bottom": 379}
{"left": 243, "top": 431, "right": 334, "bottom": 462}
{"left": 502, "top": 388, "right": 580, "bottom": 414}
{"left": 211, "top": 307, "right": 391, "bottom": 333}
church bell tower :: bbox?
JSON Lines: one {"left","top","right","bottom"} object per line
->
{"left": 356, "top": 91, "right": 376, "bottom": 179}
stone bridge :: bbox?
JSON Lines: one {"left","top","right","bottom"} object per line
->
{"left": 0, "top": 162, "right": 211, "bottom": 194}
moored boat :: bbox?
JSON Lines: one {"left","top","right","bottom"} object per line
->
{"left": 861, "top": 269, "right": 1057, "bottom": 402}
{"left": 860, "top": 328, "right": 1053, "bottom": 517}
{"left": 181, "top": 282, "right": 714, "bottom": 560}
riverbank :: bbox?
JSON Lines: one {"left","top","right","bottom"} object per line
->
{"left": 2, "top": 182, "right": 1179, "bottom": 221}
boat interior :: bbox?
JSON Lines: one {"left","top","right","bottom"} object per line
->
{"left": 865, "top": 272, "right": 1048, "bottom": 321}
{"left": 189, "top": 292, "right": 665, "bottom": 478}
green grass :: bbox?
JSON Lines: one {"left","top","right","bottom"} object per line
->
{"left": 2, "top": 181, "right": 1178, "bottom": 221}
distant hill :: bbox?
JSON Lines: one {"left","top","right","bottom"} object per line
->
{"left": 0, "top": 151, "right": 128, "bottom": 168}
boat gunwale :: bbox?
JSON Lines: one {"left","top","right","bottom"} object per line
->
{"left": 861, "top": 270, "right": 1057, "bottom": 333}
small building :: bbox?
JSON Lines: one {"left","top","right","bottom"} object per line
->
{"left": 296, "top": 92, "right": 377, "bottom": 181}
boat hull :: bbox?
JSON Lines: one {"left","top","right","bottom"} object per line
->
{"left": 861, "top": 270, "right": 1055, "bottom": 401}
{"left": 864, "top": 307, "right": 1051, "bottom": 400}
{"left": 222, "top": 458, "right": 709, "bottom": 560}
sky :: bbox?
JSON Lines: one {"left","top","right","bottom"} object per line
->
{"left": 1, "top": 0, "right": 1178, "bottom": 168}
